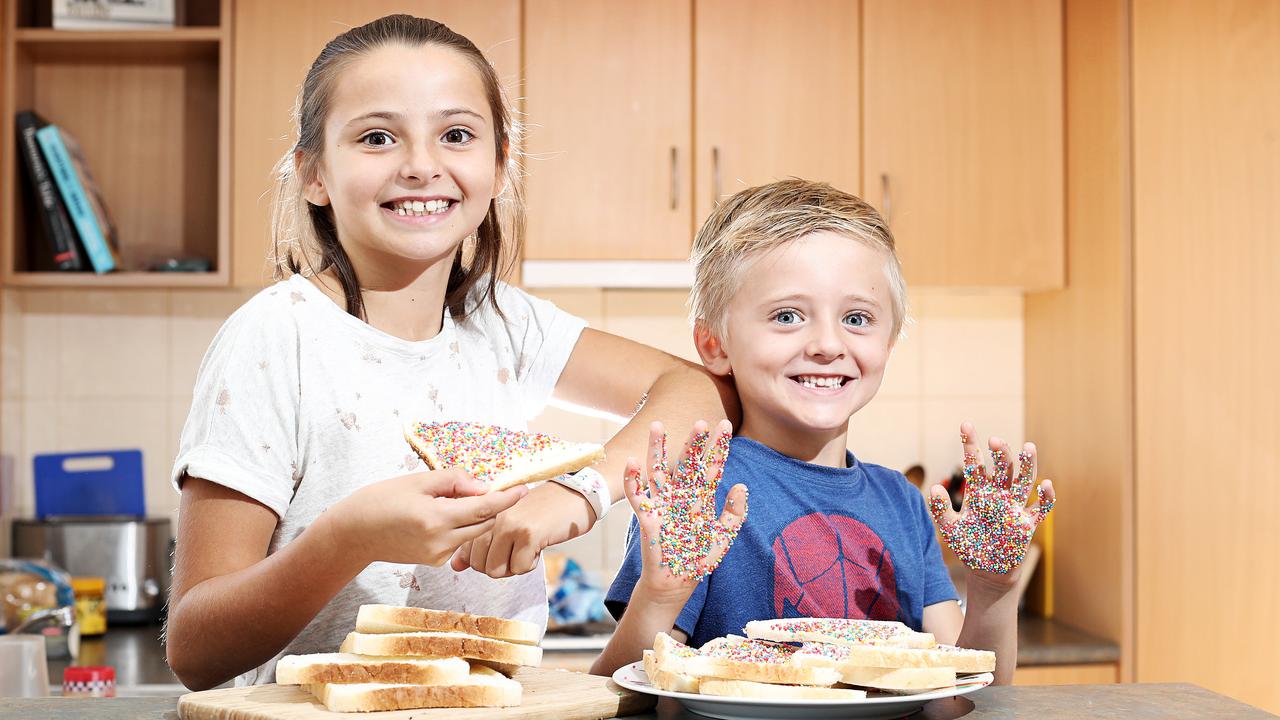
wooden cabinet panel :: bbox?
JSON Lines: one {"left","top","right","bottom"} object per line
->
{"left": 1013, "top": 663, "right": 1117, "bottom": 686}
{"left": 523, "top": 0, "right": 692, "bottom": 261}
{"left": 694, "top": 0, "right": 860, "bottom": 221}
{"left": 1133, "top": 0, "right": 1280, "bottom": 712}
{"left": 863, "top": 0, "right": 1063, "bottom": 288}
{"left": 231, "top": 2, "right": 520, "bottom": 287}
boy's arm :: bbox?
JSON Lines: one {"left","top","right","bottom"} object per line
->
{"left": 452, "top": 328, "right": 740, "bottom": 577}
{"left": 591, "top": 595, "right": 690, "bottom": 677}
{"left": 922, "top": 581, "right": 1020, "bottom": 684}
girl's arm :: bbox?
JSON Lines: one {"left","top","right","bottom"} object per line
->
{"left": 452, "top": 328, "right": 741, "bottom": 577}
{"left": 166, "top": 471, "right": 525, "bottom": 690}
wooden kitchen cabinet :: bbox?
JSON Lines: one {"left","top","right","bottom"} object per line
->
{"left": 694, "top": 0, "right": 860, "bottom": 222}
{"left": 230, "top": 1, "right": 520, "bottom": 287}
{"left": 863, "top": 0, "right": 1064, "bottom": 289}
{"left": 525, "top": 0, "right": 859, "bottom": 262}
{"left": 523, "top": 0, "right": 693, "bottom": 261}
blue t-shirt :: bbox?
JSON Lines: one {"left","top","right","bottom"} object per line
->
{"left": 605, "top": 436, "right": 958, "bottom": 648}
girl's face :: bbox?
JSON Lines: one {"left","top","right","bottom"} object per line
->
{"left": 303, "top": 43, "right": 502, "bottom": 283}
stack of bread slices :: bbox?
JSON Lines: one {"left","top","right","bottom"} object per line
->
{"left": 275, "top": 604, "right": 543, "bottom": 712}
{"left": 644, "top": 617, "right": 995, "bottom": 699}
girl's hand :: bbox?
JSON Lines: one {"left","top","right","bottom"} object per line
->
{"left": 630, "top": 420, "right": 748, "bottom": 607}
{"left": 330, "top": 470, "right": 528, "bottom": 568}
{"left": 929, "top": 421, "right": 1055, "bottom": 581}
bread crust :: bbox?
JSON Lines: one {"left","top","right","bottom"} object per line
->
{"left": 276, "top": 653, "right": 469, "bottom": 686}
{"left": 356, "top": 604, "right": 541, "bottom": 646}
{"left": 836, "top": 664, "right": 957, "bottom": 691}
{"left": 308, "top": 668, "right": 521, "bottom": 711}
{"left": 794, "top": 641, "right": 996, "bottom": 673}
{"left": 343, "top": 631, "right": 542, "bottom": 672}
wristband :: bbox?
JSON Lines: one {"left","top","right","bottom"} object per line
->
{"left": 550, "top": 466, "right": 610, "bottom": 521}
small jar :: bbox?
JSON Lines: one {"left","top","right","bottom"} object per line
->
{"left": 71, "top": 577, "right": 107, "bottom": 637}
{"left": 63, "top": 665, "right": 115, "bottom": 698}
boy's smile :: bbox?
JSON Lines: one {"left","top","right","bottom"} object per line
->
{"left": 699, "top": 231, "right": 897, "bottom": 467}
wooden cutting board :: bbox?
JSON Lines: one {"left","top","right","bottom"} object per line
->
{"left": 177, "top": 666, "right": 655, "bottom": 720}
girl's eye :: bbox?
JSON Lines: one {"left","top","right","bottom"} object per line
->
{"left": 442, "top": 127, "right": 476, "bottom": 144}
{"left": 772, "top": 310, "right": 801, "bottom": 326}
{"left": 360, "top": 130, "right": 394, "bottom": 147}
{"left": 844, "top": 312, "right": 872, "bottom": 327}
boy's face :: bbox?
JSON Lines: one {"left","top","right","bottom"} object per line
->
{"left": 701, "top": 231, "right": 897, "bottom": 447}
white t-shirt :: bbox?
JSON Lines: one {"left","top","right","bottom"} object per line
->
{"left": 171, "top": 274, "right": 586, "bottom": 686}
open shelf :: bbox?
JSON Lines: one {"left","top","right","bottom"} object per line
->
{"left": 1, "top": 0, "right": 230, "bottom": 288}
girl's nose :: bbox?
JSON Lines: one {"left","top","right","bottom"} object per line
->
{"left": 400, "top": 143, "right": 442, "bottom": 183}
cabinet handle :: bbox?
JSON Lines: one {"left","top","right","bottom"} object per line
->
{"left": 880, "top": 173, "right": 893, "bottom": 224}
{"left": 712, "top": 146, "right": 722, "bottom": 209}
{"left": 670, "top": 146, "right": 679, "bottom": 210}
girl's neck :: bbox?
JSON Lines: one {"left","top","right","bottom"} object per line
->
{"left": 310, "top": 256, "right": 454, "bottom": 342}
{"left": 737, "top": 414, "right": 851, "bottom": 468}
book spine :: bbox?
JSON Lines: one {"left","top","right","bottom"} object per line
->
{"left": 35, "top": 125, "right": 116, "bottom": 273}
{"left": 15, "top": 113, "right": 83, "bottom": 271}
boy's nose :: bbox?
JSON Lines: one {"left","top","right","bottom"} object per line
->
{"left": 804, "top": 324, "right": 845, "bottom": 359}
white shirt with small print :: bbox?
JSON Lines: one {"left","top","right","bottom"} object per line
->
{"left": 171, "top": 273, "right": 586, "bottom": 686}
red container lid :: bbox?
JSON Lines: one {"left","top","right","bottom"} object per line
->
{"left": 64, "top": 666, "right": 115, "bottom": 684}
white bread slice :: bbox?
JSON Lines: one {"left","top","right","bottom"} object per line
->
{"left": 794, "top": 640, "right": 996, "bottom": 673}
{"left": 276, "top": 653, "right": 469, "bottom": 686}
{"left": 652, "top": 631, "right": 703, "bottom": 675}
{"left": 698, "top": 678, "right": 868, "bottom": 700}
{"left": 306, "top": 665, "right": 520, "bottom": 712}
{"left": 836, "top": 664, "right": 957, "bottom": 692}
{"left": 341, "top": 631, "right": 541, "bottom": 675}
{"left": 405, "top": 421, "right": 605, "bottom": 492}
{"left": 680, "top": 635, "right": 840, "bottom": 686}
{"left": 643, "top": 649, "right": 700, "bottom": 693}
{"left": 356, "top": 604, "right": 540, "bottom": 646}
{"left": 745, "top": 618, "right": 936, "bottom": 649}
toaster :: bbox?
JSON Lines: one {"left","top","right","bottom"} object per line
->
{"left": 11, "top": 517, "right": 172, "bottom": 624}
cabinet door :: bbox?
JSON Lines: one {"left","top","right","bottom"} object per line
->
{"left": 231, "top": 2, "right": 520, "bottom": 287}
{"left": 863, "top": 0, "right": 1063, "bottom": 288}
{"left": 695, "top": 0, "right": 860, "bottom": 222}
{"left": 524, "top": 0, "right": 692, "bottom": 260}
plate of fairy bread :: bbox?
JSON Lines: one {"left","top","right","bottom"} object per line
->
{"left": 612, "top": 617, "right": 995, "bottom": 720}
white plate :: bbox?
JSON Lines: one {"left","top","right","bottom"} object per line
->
{"left": 611, "top": 661, "right": 993, "bottom": 720}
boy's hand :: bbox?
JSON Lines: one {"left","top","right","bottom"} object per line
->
{"left": 330, "top": 470, "right": 528, "bottom": 568}
{"left": 449, "top": 481, "right": 595, "bottom": 577}
{"left": 631, "top": 420, "right": 748, "bottom": 607}
{"left": 929, "top": 421, "right": 1055, "bottom": 581}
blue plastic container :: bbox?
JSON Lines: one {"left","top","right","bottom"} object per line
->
{"left": 33, "top": 450, "right": 145, "bottom": 519}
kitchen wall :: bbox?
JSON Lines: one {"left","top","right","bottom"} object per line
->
{"left": 0, "top": 285, "right": 1024, "bottom": 583}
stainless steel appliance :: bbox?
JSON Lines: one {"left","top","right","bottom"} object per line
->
{"left": 11, "top": 517, "right": 171, "bottom": 624}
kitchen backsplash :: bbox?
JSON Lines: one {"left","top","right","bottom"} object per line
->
{"left": 0, "top": 286, "right": 1022, "bottom": 582}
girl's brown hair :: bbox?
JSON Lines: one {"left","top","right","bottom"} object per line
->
{"left": 270, "top": 14, "right": 522, "bottom": 321}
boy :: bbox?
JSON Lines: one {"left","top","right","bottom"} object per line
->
{"left": 592, "top": 180, "right": 1054, "bottom": 684}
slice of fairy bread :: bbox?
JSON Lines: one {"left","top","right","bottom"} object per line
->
{"left": 404, "top": 421, "right": 605, "bottom": 492}
{"left": 356, "top": 604, "right": 541, "bottom": 646}
{"left": 341, "top": 631, "right": 542, "bottom": 676}
{"left": 653, "top": 632, "right": 840, "bottom": 686}
{"left": 793, "top": 639, "right": 996, "bottom": 674}
{"left": 307, "top": 664, "right": 521, "bottom": 712}
{"left": 698, "top": 678, "right": 868, "bottom": 700}
{"left": 643, "top": 649, "right": 700, "bottom": 694}
{"left": 831, "top": 664, "right": 958, "bottom": 692}
{"left": 276, "top": 653, "right": 470, "bottom": 686}
{"left": 745, "top": 617, "right": 937, "bottom": 649}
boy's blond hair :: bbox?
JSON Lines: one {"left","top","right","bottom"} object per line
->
{"left": 689, "top": 179, "right": 907, "bottom": 340}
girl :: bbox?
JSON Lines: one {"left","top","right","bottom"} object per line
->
{"left": 164, "top": 14, "right": 736, "bottom": 691}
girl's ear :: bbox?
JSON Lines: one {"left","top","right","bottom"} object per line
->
{"left": 694, "top": 321, "right": 733, "bottom": 377}
{"left": 296, "top": 150, "right": 330, "bottom": 206}
{"left": 491, "top": 141, "right": 510, "bottom": 198}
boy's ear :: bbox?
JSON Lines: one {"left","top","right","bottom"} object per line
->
{"left": 296, "top": 151, "right": 330, "bottom": 206}
{"left": 694, "top": 321, "right": 733, "bottom": 377}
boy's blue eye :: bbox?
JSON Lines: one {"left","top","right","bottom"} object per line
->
{"left": 773, "top": 310, "right": 801, "bottom": 325}
{"left": 844, "top": 312, "right": 870, "bottom": 327}
{"left": 443, "top": 127, "right": 476, "bottom": 144}
{"left": 360, "top": 130, "right": 394, "bottom": 147}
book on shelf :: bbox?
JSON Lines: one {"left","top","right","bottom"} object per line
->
{"left": 14, "top": 111, "right": 86, "bottom": 272}
{"left": 34, "top": 124, "right": 118, "bottom": 274}
{"left": 52, "top": 0, "right": 179, "bottom": 30}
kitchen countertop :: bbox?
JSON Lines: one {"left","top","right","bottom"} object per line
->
{"left": 40, "top": 614, "right": 1119, "bottom": 691}
{"left": 2, "top": 683, "right": 1275, "bottom": 719}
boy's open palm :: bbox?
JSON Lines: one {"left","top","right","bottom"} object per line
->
{"left": 929, "top": 421, "right": 1055, "bottom": 579}
{"left": 332, "top": 470, "right": 528, "bottom": 568}
{"left": 629, "top": 420, "right": 748, "bottom": 606}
